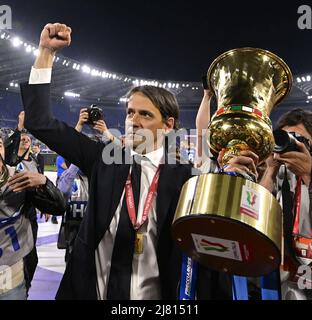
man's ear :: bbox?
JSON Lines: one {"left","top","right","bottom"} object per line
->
{"left": 164, "top": 117, "right": 175, "bottom": 133}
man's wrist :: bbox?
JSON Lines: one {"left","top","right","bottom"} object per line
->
{"left": 75, "top": 124, "right": 83, "bottom": 133}
{"left": 103, "top": 130, "right": 111, "bottom": 139}
{"left": 34, "top": 47, "right": 56, "bottom": 69}
{"left": 41, "top": 175, "right": 47, "bottom": 186}
{"left": 36, "top": 175, "right": 48, "bottom": 190}
{"left": 265, "top": 166, "right": 279, "bottom": 179}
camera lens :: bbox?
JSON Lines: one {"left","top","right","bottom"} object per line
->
{"left": 273, "top": 129, "right": 298, "bottom": 153}
{"left": 87, "top": 105, "right": 103, "bottom": 125}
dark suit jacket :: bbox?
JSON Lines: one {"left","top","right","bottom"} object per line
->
{"left": 20, "top": 83, "right": 232, "bottom": 300}
{"left": 35, "top": 153, "right": 45, "bottom": 174}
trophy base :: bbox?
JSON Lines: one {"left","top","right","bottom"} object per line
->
{"left": 172, "top": 173, "right": 282, "bottom": 277}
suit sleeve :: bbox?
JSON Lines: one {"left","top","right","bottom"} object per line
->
{"left": 20, "top": 83, "right": 103, "bottom": 177}
{"left": 38, "top": 154, "right": 45, "bottom": 174}
{"left": 30, "top": 178, "right": 67, "bottom": 215}
{"left": 4, "top": 128, "right": 21, "bottom": 166}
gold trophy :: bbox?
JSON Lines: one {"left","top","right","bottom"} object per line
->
{"left": 172, "top": 48, "right": 292, "bottom": 276}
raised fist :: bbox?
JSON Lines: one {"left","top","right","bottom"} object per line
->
{"left": 39, "top": 23, "right": 72, "bottom": 52}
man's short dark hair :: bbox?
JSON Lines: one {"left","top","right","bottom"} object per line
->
{"left": 126, "top": 85, "right": 180, "bottom": 130}
{"left": 277, "top": 108, "right": 312, "bottom": 138}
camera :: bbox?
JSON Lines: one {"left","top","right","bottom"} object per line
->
{"left": 273, "top": 129, "right": 311, "bottom": 154}
{"left": 86, "top": 104, "right": 103, "bottom": 125}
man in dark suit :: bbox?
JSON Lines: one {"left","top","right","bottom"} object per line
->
{"left": 20, "top": 23, "right": 258, "bottom": 300}
{"left": 32, "top": 142, "right": 44, "bottom": 174}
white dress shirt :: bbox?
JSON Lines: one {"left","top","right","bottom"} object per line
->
{"left": 29, "top": 67, "right": 52, "bottom": 84}
{"left": 95, "top": 147, "right": 163, "bottom": 300}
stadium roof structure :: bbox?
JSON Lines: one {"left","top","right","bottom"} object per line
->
{"left": 0, "top": 30, "right": 311, "bottom": 118}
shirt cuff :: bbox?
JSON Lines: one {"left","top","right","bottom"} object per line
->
{"left": 29, "top": 67, "right": 52, "bottom": 84}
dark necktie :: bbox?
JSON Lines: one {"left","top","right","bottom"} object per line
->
{"left": 106, "top": 156, "right": 141, "bottom": 300}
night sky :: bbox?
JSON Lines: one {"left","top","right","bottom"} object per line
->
{"left": 4, "top": 0, "right": 312, "bottom": 81}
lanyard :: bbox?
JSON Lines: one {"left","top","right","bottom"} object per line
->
{"left": 179, "top": 255, "right": 198, "bottom": 300}
{"left": 292, "top": 177, "right": 302, "bottom": 235}
{"left": 125, "top": 166, "right": 160, "bottom": 231}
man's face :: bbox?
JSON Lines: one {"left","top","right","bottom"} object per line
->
{"left": 19, "top": 134, "right": 31, "bottom": 152}
{"left": 283, "top": 123, "right": 312, "bottom": 149}
{"left": 125, "top": 92, "right": 173, "bottom": 152}
{"left": 32, "top": 145, "right": 40, "bottom": 154}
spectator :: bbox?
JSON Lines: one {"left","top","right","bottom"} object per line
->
{"left": 0, "top": 133, "right": 66, "bottom": 300}
{"left": 260, "top": 108, "right": 312, "bottom": 300}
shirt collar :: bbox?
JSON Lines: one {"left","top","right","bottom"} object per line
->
{"left": 131, "top": 147, "right": 164, "bottom": 168}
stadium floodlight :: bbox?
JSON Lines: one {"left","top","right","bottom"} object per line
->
{"left": 33, "top": 49, "right": 39, "bottom": 56}
{"left": 26, "top": 45, "right": 32, "bottom": 53}
{"left": 302, "top": 76, "right": 306, "bottom": 82}
{"left": 82, "top": 65, "right": 91, "bottom": 74}
{"left": 9, "top": 82, "right": 14, "bottom": 87}
{"left": 91, "top": 69, "right": 100, "bottom": 77}
{"left": 64, "top": 91, "right": 80, "bottom": 98}
{"left": 1, "top": 33, "right": 5, "bottom": 39}
{"left": 12, "top": 37, "right": 22, "bottom": 47}
{"left": 307, "top": 75, "right": 311, "bottom": 81}
{"left": 297, "top": 77, "right": 302, "bottom": 83}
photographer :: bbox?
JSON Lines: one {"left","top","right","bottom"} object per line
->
{"left": 75, "top": 107, "right": 121, "bottom": 146}
{"left": 260, "top": 108, "right": 312, "bottom": 300}
{"left": 56, "top": 108, "right": 106, "bottom": 262}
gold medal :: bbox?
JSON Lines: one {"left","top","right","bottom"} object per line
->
{"left": 134, "top": 232, "right": 144, "bottom": 254}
